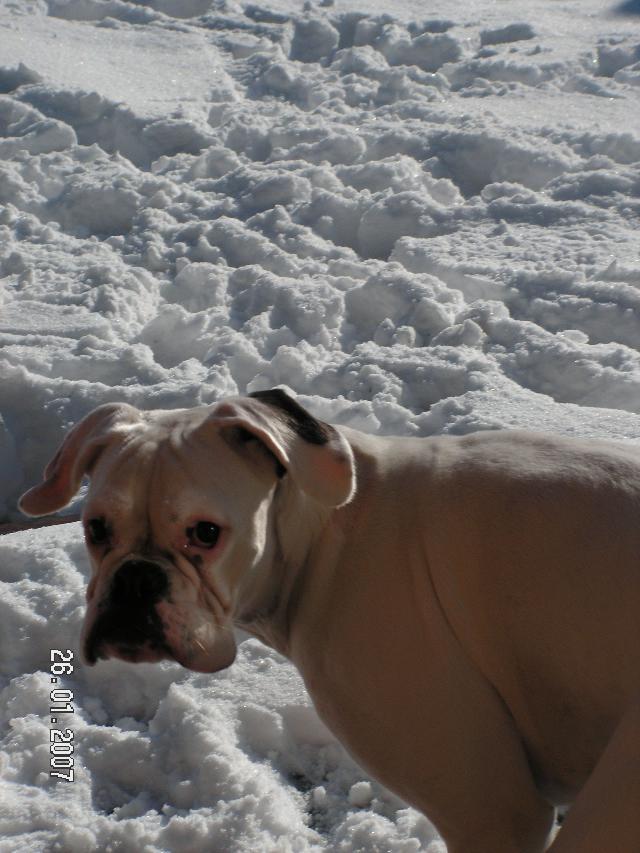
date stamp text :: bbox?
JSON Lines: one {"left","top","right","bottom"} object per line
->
{"left": 49, "top": 649, "right": 75, "bottom": 782}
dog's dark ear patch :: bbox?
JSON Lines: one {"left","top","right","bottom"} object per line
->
{"left": 249, "top": 389, "right": 331, "bottom": 446}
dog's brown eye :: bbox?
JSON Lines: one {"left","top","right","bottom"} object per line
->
{"left": 188, "top": 521, "right": 220, "bottom": 549}
{"left": 86, "top": 518, "right": 109, "bottom": 545}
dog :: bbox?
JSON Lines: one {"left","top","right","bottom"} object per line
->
{"left": 19, "top": 389, "right": 640, "bottom": 852}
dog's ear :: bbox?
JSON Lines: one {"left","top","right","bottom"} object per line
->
{"left": 204, "top": 389, "right": 356, "bottom": 508}
{"left": 18, "top": 403, "right": 142, "bottom": 517}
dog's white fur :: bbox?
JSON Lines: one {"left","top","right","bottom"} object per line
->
{"left": 19, "top": 391, "right": 640, "bottom": 852}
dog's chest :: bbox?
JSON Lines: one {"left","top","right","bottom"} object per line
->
{"left": 289, "top": 555, "right": 482, "bottom": 807}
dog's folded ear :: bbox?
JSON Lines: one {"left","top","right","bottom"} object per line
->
{"left": 18, "top": 403, "right": 142, "bottom": 517}
{"left": 202, "top": 389, "right": 356, "bottom": 508}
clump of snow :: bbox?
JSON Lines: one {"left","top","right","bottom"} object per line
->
{"left": 376, "top": 27, "right": 463, "bottom": 73}
{"left": 597, "top": 38, "right": 640, "bottom": 77}
{"left": 480, "top": 22, "right": 536, "bottom": 47}
{"left": 291, "top": 16, "right": 340, "bottom": 62}
{"left": 2, "top": 0, "right": 640, "bottom": 848}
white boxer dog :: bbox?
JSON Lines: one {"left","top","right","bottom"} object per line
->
{"left": 19, "top": 389, "right": 640, "bottom": 853}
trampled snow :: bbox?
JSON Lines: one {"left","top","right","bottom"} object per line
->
{"left": 1, "top": 0, "right": 640, "bottom": 849}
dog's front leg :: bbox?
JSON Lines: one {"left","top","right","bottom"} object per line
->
{"left": 546, "top": 700, "right": 640, "bottom": 852}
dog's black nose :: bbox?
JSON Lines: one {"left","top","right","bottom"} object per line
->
{"left": 109, "top": 560, "right": 168, "bottom": 606}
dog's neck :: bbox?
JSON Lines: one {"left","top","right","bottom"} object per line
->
{"left": 233, "top": 433, "right": 378, "bottom": 660}
{"left": 232, "top": 476, "right": 336, "bottom": 656}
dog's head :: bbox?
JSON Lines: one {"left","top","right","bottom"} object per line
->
{"left": 19, "top": 390, "right": 355, "bottom": 672}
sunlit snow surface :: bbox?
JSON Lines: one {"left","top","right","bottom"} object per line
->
{"left": 1, "top": 0, "right": 640, "bottom": 849}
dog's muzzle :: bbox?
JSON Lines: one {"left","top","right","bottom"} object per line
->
{"left": 84, "top": 559, "right": 172, "bottom": 664}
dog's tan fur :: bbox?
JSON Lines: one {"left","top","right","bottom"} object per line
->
{"left": 19, "top": 390, "right": 640, "bottom": 852}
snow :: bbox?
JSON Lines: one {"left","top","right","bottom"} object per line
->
{"left": 1, "top": 0, "right": 640, "bottom": 848}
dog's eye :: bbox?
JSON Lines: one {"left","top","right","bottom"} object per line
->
{"left": 86, "top": 517, "right": 109, "bottom": 545}
{"left": 187, "top": 521, "right": 221, "bottom": 549}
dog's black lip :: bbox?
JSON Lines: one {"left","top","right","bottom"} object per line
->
{"left": 84, "top": 601, "right": 171, "bottom": 665}
{"left": 84, "top": 630, "right": 174, "bottom": 665}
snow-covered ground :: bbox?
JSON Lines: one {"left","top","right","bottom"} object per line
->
{"left": 1, "top": 0, "right": 640, "bottom": 849}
